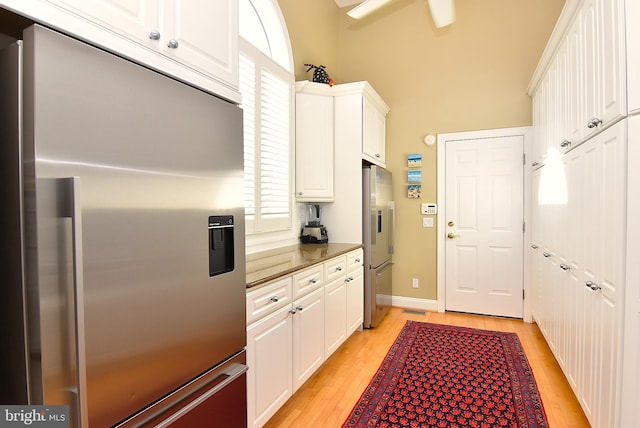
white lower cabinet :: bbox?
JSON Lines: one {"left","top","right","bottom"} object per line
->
{"left": 292, "top": 287, "right": 325, "bottom": 391}
{"left": 246, "top": 305, "right": 293, "bottom": 428}
{"left": 346, "top": 250, "right": 364, "bottom": 335}
{"left": 246, "top": 249, "right": 363, "bottom": 428}
{"left": 324, "top": 272, "right": 347, "bottom": 357}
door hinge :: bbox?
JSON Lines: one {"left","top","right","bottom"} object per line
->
{"left": 523, "top": 153, "right": 526, "bottom": 165}
{"left": 523, "top": 222, "right": 526, "bottom": 233}
{"left": 523, "top": 289, "right": 525, "bottom": 300}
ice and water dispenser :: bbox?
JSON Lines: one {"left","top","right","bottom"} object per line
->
{"left": 208, "top": 215, "right": 235, "bottom": 276}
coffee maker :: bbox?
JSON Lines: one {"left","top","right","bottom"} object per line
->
{"left": 300, "top": 204, "right": 328, "bottom": 244}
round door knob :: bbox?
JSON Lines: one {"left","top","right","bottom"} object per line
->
{"left": 149, "top": 31, "right": 161, "bottom": 40}
{"left": 447, "top": 232, "right": 459, "bottom": 239}
{"left": 167, "top": 39, "right": 179, "bottom": 49}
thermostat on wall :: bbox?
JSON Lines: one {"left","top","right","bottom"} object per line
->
{"left": 421, "top": 203, "right": 437, "bottom": 215}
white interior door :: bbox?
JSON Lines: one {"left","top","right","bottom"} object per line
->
{"left": 444, "top": 134, "right": 524, "bottom": 318}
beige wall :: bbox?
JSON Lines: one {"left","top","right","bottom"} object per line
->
{"left": 278, "top": 0, "right": 564, "bottom": 301}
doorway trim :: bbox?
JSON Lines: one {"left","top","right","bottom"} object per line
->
{"left": 436, "top": 126, "right": 533, "bottom": 322}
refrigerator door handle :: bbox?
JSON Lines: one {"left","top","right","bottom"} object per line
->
{"left": 64, "top": 177, "right": 89, "bottom": 428}
{"left": 153, "top": 363, "right": 249, "bottom": 428}
{"left": 375, "top": 262, "right": 395, "bottom": 276}
{"left": 388, "top": 201, "right": 395, "bottom": 254}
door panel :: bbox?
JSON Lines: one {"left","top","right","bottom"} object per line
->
{"left": 445, "top": 135, "right": 524, "bottom": 318}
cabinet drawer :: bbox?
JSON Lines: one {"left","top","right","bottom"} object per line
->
{"left": 292, "top": 265, "right": 324, "bottom": 299}
{"left": 324, "top": 256, "right": 347, "bottom": 283}
{"left": 346, "top": 249, "right": 364, "bottom": 274}
{"left": 246, "top": 277, "right": 292, "bottom": 324}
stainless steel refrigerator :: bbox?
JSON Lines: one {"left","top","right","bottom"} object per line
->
{"left": 362, "top": 165, "right": 394, "bottom": 328}
{"left": 0, "top": 25, "right": 247, "bottom": 427}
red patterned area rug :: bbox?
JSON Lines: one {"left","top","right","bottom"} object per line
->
{"left": 343, "top": 321, "right": 549, "bottom": 428}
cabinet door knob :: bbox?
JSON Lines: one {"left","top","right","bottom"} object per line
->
{"left": 355, "top": 258, "right": 361, "bottom": 263}
{"left": 542, "top": 252, "right": 551, "bottom": 258}
{"left": 289, "top": 309, "right": 297, "bottom": 315}
{"left": 559, "top": 264, "right": 570, "bottom": 271}
{"left": 585, "top": 281, "right": 601, "bottom": 291}
{"left": 560, "top": 140, "right": 572, "bottom": 148}
{"left": 587, "top": 118, "right": 603, "bottom": 129}
{"left": 532, "top": 161, "right": 539, "bottom": 167}
{"left": 336, "top": 266, "right": 343, "bottom": 272}
{"left": 531, "top": 244, "right": 539, "bottom": 249}
{"left": 295, "top": 305, "right": 304, "bottom": 312}
{"left": 309, "top": 278, "right": 317, "bottom": 284}
{"left": 167, "top": 39, "right": 179, "bottom": 49}
{"left": 375, "top": 153, "right": 381, "bottom": 158}
{"left": 149, "top": 31, "right": 161, "bottom": 40}
{"left": 270, "top": 296, "right": 279, "bottom": 303}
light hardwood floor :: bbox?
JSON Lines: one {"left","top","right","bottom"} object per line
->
{"left": 263, "top": 307, "right": 590, "bottom": 428}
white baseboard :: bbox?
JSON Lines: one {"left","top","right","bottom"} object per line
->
{"left": 380, "top": 295, "right": 438, "bottom": 312}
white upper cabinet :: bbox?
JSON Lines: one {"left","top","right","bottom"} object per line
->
{"left": 626, "top": 0, "right": 640, "bottom": 114}
{"left": 581, "top": 0, "right": 626, "bottom": 137}
{"left": 46, "top": 0, "right": 238, "bottom": 90}
{"left": 295, "top": 82, "right": 334, "bottom": 202}
{"left": 1, "top": 0, "right": 239, "bottom": 101}
{"left": 529, "top": 0, "right": 626, "bottom": 162}
{"left": 362, "top": 95, "right": 387, "bottom": 166}
{"left": 334, "top": 81, "right": 390, "bottom": 168}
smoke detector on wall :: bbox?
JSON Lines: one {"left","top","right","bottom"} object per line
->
{"left": 341, "top": 0, "right": 456, "bottom": 28}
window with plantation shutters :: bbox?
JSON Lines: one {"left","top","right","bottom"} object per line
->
{"left": 239, "top": 0, "right": 293, "bottom": 235}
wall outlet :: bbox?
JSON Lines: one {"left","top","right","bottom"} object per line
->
{"left": 412, "top": 278, "right": 419, "bottom": 288}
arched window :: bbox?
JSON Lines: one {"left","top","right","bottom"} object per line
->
{"left": 239, "top": 0, "right": 294, "bottom": 240}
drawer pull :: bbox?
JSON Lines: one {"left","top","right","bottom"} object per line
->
{"left": 559, "top": 264, "right": 570, "bottom": 271}
{"left": 542, "top": 252, "right": 551, "bottom": 258}
{"left": 309, "top": 278, "right": 318, "bottom": 284}
{"left": 336, "top": 266, "right": 343, "bottom": 272}
{"left": 585, "top": 281, "right": 601, "bottom": 291}
{"left": 269, "top": 296, "right": 279, "bottom": 303}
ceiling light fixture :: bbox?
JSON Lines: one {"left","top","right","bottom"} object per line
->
{"left": 346, "top": 0, "right": 393, "bottom": 19}
{"left": 427, "top": 0, "right": 456, "bottom": 28}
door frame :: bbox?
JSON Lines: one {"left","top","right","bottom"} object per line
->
{"left": 436, "top": 126, "right": 533, "bottom": 322}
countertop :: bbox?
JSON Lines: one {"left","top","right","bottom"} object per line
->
{"left": 246, "top": 243, "right": 362, "bottom": 289}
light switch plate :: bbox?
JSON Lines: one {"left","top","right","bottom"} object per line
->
{"left": 422, "top": 217, "right": 433, "bottom": 228}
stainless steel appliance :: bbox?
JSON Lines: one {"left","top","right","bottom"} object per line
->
{"left": 362, "top": 165, "right": 394, "bottom": 328}
{"left": 300, "top": 203, "right": 328, "bottom": 244}
{"left": 0, "top": 25, "right": 247, "bottom": 427}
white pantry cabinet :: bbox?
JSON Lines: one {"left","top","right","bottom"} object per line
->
{"left": 0, "top": 0, "right": 239, "bottom": 101}
{"left": 531, "top": 121, "right": 626, "bottom": 428}
{"left": 295, "top": 81, "right": 334, "bottom": 202}
{"left": 246, "top": 249, "right": 363, "bottom": 428}
{"left": 528, "top": 1, "right": 633, "bottom": 425}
